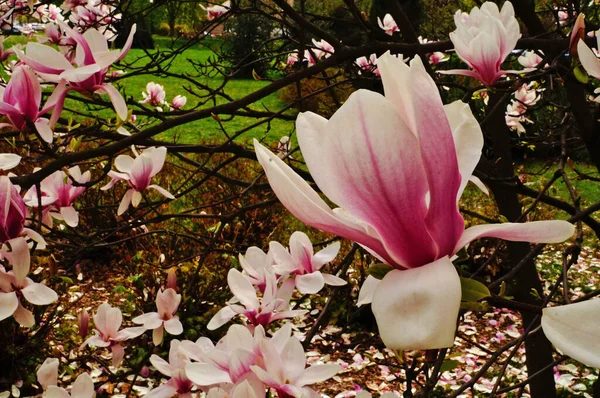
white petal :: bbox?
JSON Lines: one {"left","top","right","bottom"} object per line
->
{"left": 0, "top": 154, "right": 21, "bottom": 170}
{"left": 542, "top": 299, "right": 600, "bottom": 368}
{"left": 356, "top": 275, "right": 380, "bottom": 306}
{"left": 371, "top": 256, "right": 461, "bottom": 350}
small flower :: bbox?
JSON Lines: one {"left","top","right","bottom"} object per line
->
{"left": 140, "top": 82, "right": 167, "bottom": 111}
{"left": 170, "top": 95, "right": 186, "bottom": 110}
{"left": 377, "top": 14, "right": 399, "bottom": 36}
{"left": 132, "top": 288, "right": 183, "bottom": 345}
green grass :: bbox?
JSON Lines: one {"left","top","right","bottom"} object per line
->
{"left": 116, "top": 35, "right": 295, "bottom": 144}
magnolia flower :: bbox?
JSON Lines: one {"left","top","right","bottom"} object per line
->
{"left": 37, "top": 359, "right": 95, "bottom": 398}
{"left": 0, "top": 65, "right": 67, "bottom": 143}
{"left": 132, "top": 288, "right": 183, "bottom": 345}
{"left": 146, "top": 340, "right": 194, "bottom": 398}
{"left": 303, "top": 39, "right": 334, "bottom": 66}
{"left": 569, "top": 14, "right": 586, "bottom": 56}
{"left": 377, "top": 14, "right": 398, "bottom": 36}
{"left": 429, "top": 52, "right": 448, "bottom": 65}
{"left": 185, "top": 324, "right": 267, "bottom": 390}
{"left": 81, "top": 302, "right": 145, "bottom": 367}
{"left": 355, "top": 54, "right": 380, "bottom": 75}
{"left": 514, "top": 83, "right": 539, "bottom": 107}
{"left": 254, "top": 53, "right": 574, "bottom": 350}
{"left": 24, "top": 166, "right": 90, "bottom": 227}
{"left": 442, "top": 2, "right": 523, "bottom": 86}
{"left": 101, "top": 146, "right": 175, "bottom": 215}
{"left": 505, "top": 101, "right": 530, "bottom": 134}
{"left": 286, "top": 51, "right": 299, "bottom": 66}
{"left": 270, "top": 231, "right": 346, "bottom": 294}
{"left": 518, "top": 51, "right": 544, "bottom": 69}
{"left": 170, "top": 94, "right": 186, "bottom": 110}
{"left": 207, "top": 269, "right": 305, "bottom": 330}
{"left": 207, "top": 381, "right": 260, "bottom": 398}
{"left": 140, "top": 82, "right": 166, "bottom": 110}
{"left": 250, "top": 335, "right": 340, "bottom": 397}
{"left": 239, "top": 246, "right": 275, "bottom": 292}
{"left": 78, "top": 308, "right": 90, "bottom": 338}
{"left": 202, "top": 1, "right": 230, "bottom": 20}
{"left": 541, "top": 299, "right": 600, "bottom": 368}
{"left": 16, "top": 23, "right": 136, "bottom": 120}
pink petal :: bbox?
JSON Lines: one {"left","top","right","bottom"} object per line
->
{"left": 455, "top": 220, "right": 575, "bottom": 254}
{"left": 46, "top": 386, "right": 70, "bottom": 398}
{"left": 19, "top": 42, "right": 73, "bottom": 75}
{"left": 371, "top": 256, "right": 461, "bottom": 350}
{"left": 13, "top": 300, "right": 35, "bottom": 327}
{"left": 356, "top": 275, "right": 380, "bottom": 306}
{"left": 148, "top": 184, "right": 175, "bottom": 199}
{"left": 95, "top": 83, "right": 128, "bottom": 121}
{"left": 0, "top": 291, "right": 18, "bottom": 321}
{"left": 132, "top": 312, "right": 162, "bottom": 329}
{"left": 111, "top": 344, "right": 125, "bottom": 367}
{"left": 254, "top": 139, "right": 397, "bottom": 266}
{"left": 34, "top": 118, "right": 54, "bottom": 143}
{"left": 71, "top": 373, "right": 94, "bottom": 397}
{"left": 322, "top": 273, "right": 346, "bottom": 286}
{"left": 297, "top": 364, "right": 340, "bottom": 386}
{"left": 117, "top": 189, "right": 134, "bottom": 215}
{"left": 295, "top": 272, "right": 325, "bottom": 295}
{"left": 227, "top": 269, "right": 259, "bottom": 309}
{"left": 207, "top": 306, "right": 238, "bottom": 330}
{"left": 21, "top": 281, "right": 58, "bottom": 305}
{"left": 578, "top": 38, "right": 600, "bottom": 79}
{"left": 150, "top": 354, "right": 173, "bottom": 377}
{"left": 37, "top": 358, "right": 59, "bottom": 390}
{"left": 185, "top": 363, "right": 232, "bottom": 385}
{"left": 6, "top": 237, "right": 31, "bottom": 285}
{"left": 59, "top": 206, "right": 79, "bottom": 227}
{"left": 295, "top": 90, "right": 435, "bottom": 267}
{"left": 152, "top": 324, "right": 164, "bottom": 345}
{"left": 164, "top": 317, "right": 183, "bottom": 335}
{"left": 408, "top": 57, "right": 463, "bottom": 258}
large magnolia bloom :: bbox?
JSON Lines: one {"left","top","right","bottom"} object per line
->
{"left": 442, "top": 2, "right": 523, "bottom": 86}
{"left": 254, "top": 53, "right": 574, "bottom": 350}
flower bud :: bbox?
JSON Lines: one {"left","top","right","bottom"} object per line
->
{"left": 170, "top": 95, "right": 186, "bottom": 110}
{"left": 78, "top": 309, "right": 90, "bottom": 338}
{"left": 166, "top": 267, "right": 177, "bottom": 291}
{"left": 140, "top": 366, "right": 150, "bottom": 378}
{"left": 0, "top": 176, "right": 25, "bottom": 243}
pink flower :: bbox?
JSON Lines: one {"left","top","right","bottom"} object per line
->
{"left": 78, "top": 308, "right": 90, "bottom": 338}
{"left": 81, "top": 302, "right": 145, "bottom": 367}
{"left": 355, "top": 54, "right": 379, "bottom": 75}
{"left": 0, "top": 65, "right": 67, "bottom": 143}
{"left": 442, "top": 2, "right": 523, "bottom": 86}
{"left": 101, "top": 146, "right": 175, "bottom": 215}
{"left": 147, "top": 340, "right": 194, "bottom": 398}
{"left": 429, "top": 52, "right": 448, "bottom": 65}
{"left": 170, "top": 94, "right": 186, "bottom": 110}
{"left": 303, "top": 39, "right": 334, "bottom": 66}
{"left": 207, "top": 269, "right": 305, "bottom": 330}
{"left": 286, "top": 51, "right": 299, "bottom": 66}
{"left": 140, "top": 82, "right": 166, "bottom": 110}
{"left": 203, "top": 1, "right": 230, "bottom": 20}
{"left": 16, "top": 23, "right": 136, "bottom": 120}
{"left": 377, "top": 14, "right": 398, "bottom": 36}
{"left": 38, "top": 358, "right": 95, "bottom": 398}
{"left": 24, "top": 166, "right": 90, "bottom": 227}
{"left": 269, "top": 231, "right": 346, "bottom": 294}
{"left": 250, "top": 334, "right": 340, "bottom": 397}
{"left": 518, "top": 51, "right": 543, "bottom": 69}
{"left": 132, "top": 288, "right": 183, "bottom": 345}
{"left": 239, "top": 246, "right": 275, "bottom": 292}
{"left": 254, "top": 53, "right": 574, "bottom": 350}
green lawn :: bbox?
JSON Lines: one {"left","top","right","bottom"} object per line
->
{"left": 117, "top": 35, "right": 295, "bottom": 145}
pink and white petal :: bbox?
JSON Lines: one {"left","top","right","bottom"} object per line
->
{"left": 115, "top": 24, "right": 137, "bottom": 62}
{"left": 83, "top": 335, "right": 111, "bottom": 348}
{"left": 152, "top": 324, "right": 164, "bottom": 345}
{"left": 312, "top": 241, "right": 340, "bottom": 270}
{"left": 295, "top": 90, "right": 436, "bottom": 267}
{"left": 455, "top": 220, "right": 575, "bottom": 254}
{"left": 115, "top": 326, "right": 146, "bottom": 341}
{"left": 60, "top": 64, "right": 102, "bottom": 83}
{"left": 71, "top": 373, "right": 94, "bottom": 397}
{"left": 227, "top": 269, "right": 259, "bottom": 309}
{"left": 437, "top": 68, "right": 481, "bottom": 79}
{"left": 132, "top": 312, "right": 162, "bottom": 329}
{"left": 542, "top": 299, "right": 600, "bottom": 368}
{"left": 148, "top": 147, "right": 168, "bottom": 177}
{"left": 37, "top": 358, "right": 59, "bottom": 390}
{"left": 6, "top": 237, "right": 31, "bottom": 285}
{"left": 0, "top": 291, "right": 18, "bottom": 321}
{"left": 254, "top": 140, "right": 397, "bottom": 267}
{"left": 21, "top": 281, "right": 58, "bottom": 305}
{"left": 164, "top": 317, "right": 183, "bottom": 335}
{"left": 280, "top": 337, "right": 306, "bottom": 382}
{"left": 22, "top": 228, "right": 47, "bottom": 249}
{"left": 469, "top": 175, "right": 489, "bottom": 195}
{"left": 578, "top": 39, "right": 600, "bottom": 79}
{"left": 295, "top": 272, "right": 325, "bottom": 295}
{"left": 356, "top": 275, "right": 380, "bottom": 306}
{"left": 207, "top": 305, "right": 237, "bottom": 330}
{"left": 0, "top": 154, "right": 21, "bottom": 170}
{"left": 150, "top": 354, "right": 173, "bottom": 377}
{"left": 297, "top": 364, "right": 340, "bottom": 386}
{"left": 269, "top": 241, "right": 298, "bottom": 274}
{"left": 20, "top": 42, "right": 73, "bottom": 74}
{"left": 322, "top": 273, "right": 346, "bottom": 286}
{"left": 270, "top": 309, "right": 308, "bottom": 322}
{"left": 409, "top": 57, "right": 463, "bottom": 258}
{"left": 131, "top": 190, "right": 142, "bottom": 208}
{"left": 33, "top": 118, "right": 53, "bottom": 143}
{"left": 250, "top": 365, "right": 280, "bottom": 388}
{"left": 41, "top": 79, "right": 68, "bottom": 118}
{"left": 95, "top": 83, "right": 128, "bottom": 121}
{"left": 444, "top": 100, "right": 484, "bottom": 199}
{"left": 111, "top": 344, "right": 125, "bottom": 368}
{"left": 371, "top": 256, "right": 461, "bottom": 350}
{"left": 13, "top": 300, "right": 35, "bottom": 327}
{"left": 46, "top": 386, "right": 71, "bottom": 398}
{"left": 82, "top": 28, "right": 109, "bottom": 54}
{"left": 114, "top": 154, "right": 134, "bottom": 173}
{"left": 185, "top": 363, "right": 232, "bottom": 385}
{"left": 145, "top": 383, "right": 178, "bottom": 398}
{"left": 149, "top": 184, "right": 175, "bottom": 199}
{"left": 117, "top": 189, "right": 134, "bottom": 215}
{"left": 59, "top": 206, "right": 79, "bottom": 227}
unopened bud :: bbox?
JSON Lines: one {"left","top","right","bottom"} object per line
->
{"left": 167, "top": 267, "right": 177, "bottom": 291}
{"left": 140, "top": 366, "right": 150, "bottom": 378}
{"left": 78, "top": 309, "right": 89, "bottom": 338}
